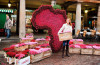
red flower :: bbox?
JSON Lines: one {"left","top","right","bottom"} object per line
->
{"left": 6, "top": 52, "right": 16, "bottom": 57}
{"left": 23, "top": 50, "right": 29, "bottom": 53}
{"left": 31, "top": 39, "right": 35, "bottom": 42}
{"left": 31, "top": 5, "right": 66, "bottom": 52}
{"left": 40, "top": 43, "right": 50, "bottom": 47}
{"left": 3, "top": 46, "right": 15, "bottom": 52}
{"left": 35, "top": 48, "right": 40, "bottom": 50}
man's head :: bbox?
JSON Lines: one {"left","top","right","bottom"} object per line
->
{"left": 6, "top": 15, "right": 9, "bottom": 20}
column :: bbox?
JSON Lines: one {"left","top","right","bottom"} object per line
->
{"left": 16, "top": 2, "right": 19, "bottom": 35}
{"left": 84, "top": 12, "right": 88, "bottom": 27}
{"left": 19, "top": 0, "right": 26, "bottom": 38}
{"left": 75, "top": 3, "right": 81, "bottom": 35}
{"left": 51, "top": 0, "right": 56, "bottom": 6}
{"left": 97, "top": 4, "right": 100, "bottom": 31}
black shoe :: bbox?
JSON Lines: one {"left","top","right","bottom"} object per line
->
{"left": 62, "top": 55, "right": 64, "bottom": 58}
{"left": 66, "top": 54, "right": 70, "bottom": 57}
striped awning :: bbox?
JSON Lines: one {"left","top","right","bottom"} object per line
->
{"left": 0, "top": 9, "right": 13, "bottom": 13}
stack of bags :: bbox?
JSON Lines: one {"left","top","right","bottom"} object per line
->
{"left": 3, "top": 35, "right": 52, "bottom": 65}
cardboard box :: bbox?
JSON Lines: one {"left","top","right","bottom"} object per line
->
{"left": 93, "top": 49, "right": 100, "bottom": 55}
{"left": 15, "top": 56, "right": 30, "bottom": 65}
{"left": 69, "top": 47, "right": 80, "bottom": 54}
{"left": 58, "top": 32, "right": 72, "bottom": 41}
{"left": 81, "top": 48, "right": 93, "bottom": 55}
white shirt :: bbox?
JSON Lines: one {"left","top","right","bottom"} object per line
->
{"left": 58, "top": 23, "right": 72, "bottom": 34}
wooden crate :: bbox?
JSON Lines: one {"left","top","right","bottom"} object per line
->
{"left": 42, "top": 50, "right": 52, "bottom": 59}
{"left": 58, "top": 32, "right": 72, "bottom": 41}
{"left": 81, "top": 48, "right": 93, "bottom": 55}
{"left": 69, "top": 47, "right": 80, "bottom": 54}
{"left": 15, "top": 45, "right": 28, "bottom": 51}
{"left": 30, "top": 52, "right": 43, "bottom": 63}
{"left": 93, "top": 49, "right": 100, "bottom": 55}
{"left": 8, "top": 57, "right": 15, "bottom": 64}
{"left": 15, "top": 56, "right": 30, "bottom": 65}
{"left": 36, "top": 40, "right": 46, "bottom": 44}
{"left": 73, "top": 41, "right": 83, "bottom": 44}
{"left": 4, "top": 52, "right": 7, "bottom": 58}
{"left": 29, "top": 44, "right": 37, "bottom": 49}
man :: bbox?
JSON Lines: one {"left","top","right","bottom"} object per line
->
{"left": 4, "top": 15, "right": 12, "bottom": 38}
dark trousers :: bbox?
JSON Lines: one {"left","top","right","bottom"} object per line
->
{"left": 62, "top": 40, "right": 70, "bottom": 57}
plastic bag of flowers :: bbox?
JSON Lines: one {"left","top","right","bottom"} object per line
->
{"left": 69, "top": 44, "right": 81, "bottom": 54}
{"left": 80, "top": 44, "right": 93, "bottom": 55}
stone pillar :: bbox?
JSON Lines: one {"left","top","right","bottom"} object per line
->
{"left": 51, "top": 0, "right": 56, "bottom": 6}
{"left": 75, "top": 3, "right": 81, "bottom": 35}
{"left": 19, "top": 0, "right": 26, "bottom": 38}
{"left": 97, "top": 4, "right": 100, "bottom": 31}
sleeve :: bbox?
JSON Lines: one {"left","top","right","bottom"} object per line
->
{"left": 8, "top": 20, "right": 13, "bottom": 27}
{"left": 58, "top": 24, "right": 65, "bottom": 35}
